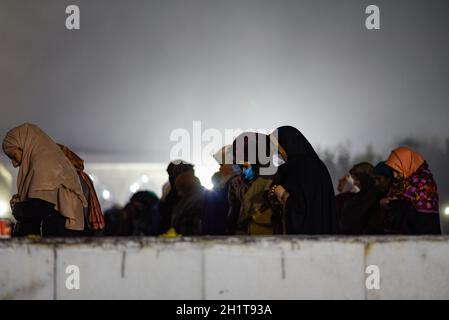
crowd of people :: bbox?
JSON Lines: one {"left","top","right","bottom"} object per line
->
{"left": 1, "top": 123, "right": 442, "bottom": 238}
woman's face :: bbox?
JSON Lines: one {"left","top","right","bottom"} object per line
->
{"left": 393, "top": 170, "right": 403, "bottom": 180}
{"left": 351, "top": 174, "right": 361, "bottom": 189}
{"left": 8, "top": 147, "right": 22, "bottom": 167}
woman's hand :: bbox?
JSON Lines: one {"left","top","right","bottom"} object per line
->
{"left": 230, "top": 175, "right": 244, "bottom": 189}
{"left": 380, "top": 197, "right": 397, "bottom": 209}
{"left": 270, "top": 185, "right": 289, "bottom": 204}
{"left": 10, "top": 194, "right": 20, "bottom": 210}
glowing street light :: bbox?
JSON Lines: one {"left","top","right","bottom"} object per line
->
{"left": 129, "top": 182, "right": 140, "bottom": 193}
{"left": 445, "top": 206, "right": 449, "bottom": 216}
{"left": 102, "top": 189, "right": 111, "bottom": 200}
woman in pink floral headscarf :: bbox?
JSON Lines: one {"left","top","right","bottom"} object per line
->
{"left": 381, "top": 146, "right": 441, "bottom": 234}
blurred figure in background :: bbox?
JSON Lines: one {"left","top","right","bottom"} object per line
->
{"left": 102, "top": 204, "right": 123, "bottom": 236}
{"left": 381, "top": 147, "right": 441, "bottom": 234}
{"left": 372, "top": 161, "right": 394, "bottom": 233}
{"left": 338, "top": 162, "right": 385, "bottom": 234}
{"left": 170, "top": 170, "right": 205, "bottom": 236}
{"left": 229, "top": 132, "right": 274, "bottom": 235}
{"left": 373, "top": 161, "right": 393, "bottom": 195}
{"left": 126, "top": 191, "right": 160, "bottom": 236}
{"left": 58, "top": 144, "right": 105, "bottom": 235}
{"left": 335, "top": 172, "right": 360, "bottom": 224}
{"left": 158, "top": 160, "right": 194, "bottom": 234}
{"left": 2, "top": 123, "right": 87, "bottom": 237}
{"left": 211, "top": 172, "right": 223, "bottom": 190}
{"left": 268, "top": 126, "right": 337, "bottom": 234}
{"left": 202, "top": 145, "right": 241, "bottom": 235}
{"left": 103, "top": 191, "right": 160, "bottom": 236}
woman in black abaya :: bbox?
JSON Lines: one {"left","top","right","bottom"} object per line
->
{"left": 268, "top": 126, "right": 338, "bottom": 234}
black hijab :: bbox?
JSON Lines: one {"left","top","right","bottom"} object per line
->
{"left": 340, "top": 162, "right": 385, "bottom": 234}
{"left": 232, "top": 132, "right": 270, "bottom": 163}
{"left": 271, "top": 126, "right": 337, "bottom": 234}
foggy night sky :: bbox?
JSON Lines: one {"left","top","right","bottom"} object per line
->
{"left": 1, "top": 0, "right": 448, "bottom": 163}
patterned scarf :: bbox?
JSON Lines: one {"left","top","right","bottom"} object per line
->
{"left": 388, "top": 162, "right": 439, "bottom": 214}
{"left": 58, "top": 144, "right": 105, "bottom": 230}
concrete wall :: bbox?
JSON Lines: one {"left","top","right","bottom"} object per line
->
{"left": 1, "top": 236, "right": 449, "bottom": 300}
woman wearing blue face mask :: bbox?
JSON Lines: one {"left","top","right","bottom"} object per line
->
{"left": 242, "top": 164, "right": 256, "bottom": 182}
{"left": 228, "top": 132, "right": 275, "bottom": 235}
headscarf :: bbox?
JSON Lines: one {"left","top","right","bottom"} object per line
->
{"left": 175, "top": 171, "right": 202, "bottom": 197}
{"left": 385, "top": 146, "right": 424, "bottom": 179}
{"left": 231, "top": 132, "right": 272, "bottom": 176}
{"left": 213, "top": 145, "right": 233, "bottom": 165}
{"left": 58, "top": 144, "right": 105, "bottom": 231}
{"left": 349, "top": 162, "right": 374, "bottom": 192}
{"left": 167, "top": 160, "right": 194, "bottom": 186}
{"left": 159, "top": 160, "right": 193, "bottom": 234}
{"left": 2, "top": 123, "right": 87, "bottom": 231}
{"left": 171, "top": 171, "right": 204, "bottom": 235}
{"left": 373, "top": 161, "right": 393, "bottom": 178}
{"left": 269, "top": 126, "right": 337, "bottom": 234}
{"left": 270, "top": 126, "right": 318, "bottom": 161}
{"left": 339, "top": 162, "right": 384, "bottom": 234}
{"left": 386, "top": 147, "right": 439, "bottom": 214}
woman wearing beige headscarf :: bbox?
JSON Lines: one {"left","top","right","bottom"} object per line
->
{"left": 2, "top": 123, "right": 87, "bottom": 237}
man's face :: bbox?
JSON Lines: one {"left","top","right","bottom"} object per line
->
{"left": 374, "top": 176, "right": 391, "bottom": 193}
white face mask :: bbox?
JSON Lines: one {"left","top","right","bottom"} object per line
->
{"left": 272, "top": 154, "right": 286, "bottom": 167}
{"left": 342, "top": 174, "right": 360, "bottom": 194}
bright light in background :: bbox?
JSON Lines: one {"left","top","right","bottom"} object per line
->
{"left": 85, "top": 163, "right": 167, "bottom": 205}
{"left": 141, "top": 175, "right": 149, "bottom": 183}
{"left": 0, "top": 200, "right": 9, "bottom": 218}
{"left": 129, "top": 182, "right": 140, "bottom": 194}
{"left": 195, "top": 164, "right": 218, "bottom": 190}
{"left": 102, "top": 189, "right": 111, "bottom": 200}
{"left": 445, "top": 207, "right": 449, "bottom": 216}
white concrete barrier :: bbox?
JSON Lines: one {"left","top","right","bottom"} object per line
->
{"left": 1, "top": 236, "right": 448, "bottom": 300}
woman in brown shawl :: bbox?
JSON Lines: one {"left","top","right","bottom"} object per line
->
{"left": 58, "top": 144, "right": 105, "bottom": 232}
{"left": 2, "top": 123, "right": 87, "bottom": 237}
